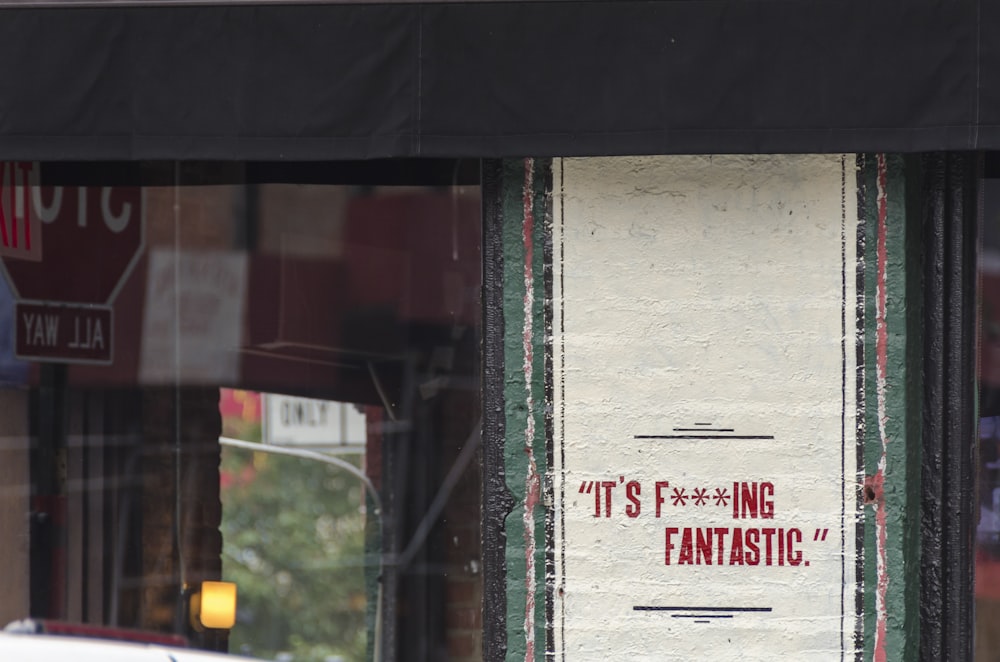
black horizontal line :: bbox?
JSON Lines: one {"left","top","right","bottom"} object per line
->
{"left": 694, "top": 423, "right": 714, "bottom": 426}
{"left": 695, "top": 620, "right": 710, "bottom": 623}
{"left": 634, "top": 435, "right": 775, "bottom": 440}
{"left": 673, "top": 428, "right": 734, "bottom": 432}
{"left": 633, "top": 606, "right": 772, "bottom": 613}
{"left": 671, "top": 614, "right": 734, "bottom": 619}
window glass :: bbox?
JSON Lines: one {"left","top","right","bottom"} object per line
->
{"left": 979, "top": 175, "right": 1000, "bottom": 662}
{"left": 0, "top": 161, "right": 482, "bottom": 661}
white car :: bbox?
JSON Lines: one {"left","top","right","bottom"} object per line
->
{"left": 0, "top": 631, "right": 258, "bottom": 662}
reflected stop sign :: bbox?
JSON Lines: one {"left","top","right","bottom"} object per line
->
{"left": 0, "top": 162, "right": 144, "bottom": 364}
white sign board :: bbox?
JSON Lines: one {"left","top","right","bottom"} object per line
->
{"left": 551, "top": 155, "right": 860, "bottom": 661}
{"left": 263, "top": 394, "right": 366, "bottom": 452}
{"left": 140, "top": 249, "right": 247, "bottom": 384}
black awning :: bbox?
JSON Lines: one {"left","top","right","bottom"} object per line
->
{"left": 0, "top": 0, "right": 994, "bottom": 160}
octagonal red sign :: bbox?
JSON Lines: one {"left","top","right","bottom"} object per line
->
{"left": 0, "top": 162, "right": 144, "bottom": 306}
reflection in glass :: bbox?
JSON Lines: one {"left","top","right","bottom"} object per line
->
{"left": 0, "top": 163, "right": 483, "bottom": 662}
{"left": 980, "top": 178, "right": 1000, "bottom": 662}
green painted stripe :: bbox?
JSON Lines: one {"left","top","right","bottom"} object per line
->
{"left": 501, "top": 157, "right": 551, "bottom": 662}
{"left": 861, "top": 153, "right": 922, "bottom": 662}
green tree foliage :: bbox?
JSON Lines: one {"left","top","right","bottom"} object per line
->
{"left": 220, "top": 438, "right": 367, "bottom": 662}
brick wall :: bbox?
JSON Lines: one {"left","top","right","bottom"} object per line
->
{"left": 140, "top": 386, "right": 225, "bottom": 650}
{"left": 439, "top": 339, "right": 483, "bottom": 662}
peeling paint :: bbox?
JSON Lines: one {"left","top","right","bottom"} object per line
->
{"left": 521, "top": 157, "right": 541, "bottom": 662}
{"left": 872, "top": 152, "right": 890, "bottom": 662}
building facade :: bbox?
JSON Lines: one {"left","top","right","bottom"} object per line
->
{"left": 0, "top": 2, "right": 994, "bottom": 661}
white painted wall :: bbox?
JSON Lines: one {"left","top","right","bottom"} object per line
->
{"left": 551, "top": 155, "right": 860, "bottom": 661}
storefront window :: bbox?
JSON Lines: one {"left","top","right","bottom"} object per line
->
{"left": 0, "top": 160, "right": 482, "bottom": 661}
{"left": 979, "top": 168, "right": 1000, "bottom": 662}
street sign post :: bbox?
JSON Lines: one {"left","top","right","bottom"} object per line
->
{"left": 0, "top": 162, "right": 144, "bottom": 364}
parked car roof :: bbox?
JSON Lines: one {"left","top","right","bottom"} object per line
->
{"left": 0, "top": 631, "right": 256, "bottom": 662}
